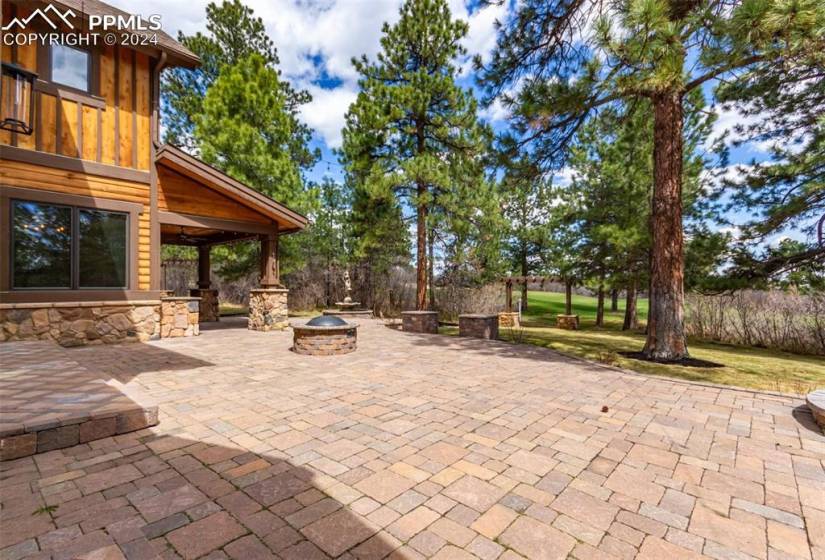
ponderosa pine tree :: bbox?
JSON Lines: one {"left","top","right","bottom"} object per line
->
{"left": 479, "top": 0, "right": 822, "bottom": 361}
{"left": 341, "top": 0, "right": 490, "bottom": 310}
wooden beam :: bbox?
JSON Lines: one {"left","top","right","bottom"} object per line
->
{"left": 197, "top": 245, "right": 211, "bottom": 289}
{"left": 259, "top": 224, "right": 281, "bottom": 288}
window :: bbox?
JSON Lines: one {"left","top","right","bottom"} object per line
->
{"left": 51, "top": 45, "right": 90, "bottom": 92}
{"left": 11, "top": 200, "right": 129, "bottom": 290}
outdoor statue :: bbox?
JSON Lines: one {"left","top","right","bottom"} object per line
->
{"left": 343, "top": 270, "right": 353, "bottom": 303}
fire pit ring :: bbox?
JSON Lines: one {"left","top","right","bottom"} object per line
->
{"left": 290, "top": 316, "right": 358, "bottom": 355}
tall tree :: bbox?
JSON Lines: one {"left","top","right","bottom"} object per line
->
{"left": 341, "top": 0, "right": 490, "bottom": 310}
{"left": 479, "top": 0, "right": 822, "bottom": 361}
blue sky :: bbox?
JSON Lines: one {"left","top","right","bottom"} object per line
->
{"left": 109, "top": 0, "right": 805, "bottom": 246}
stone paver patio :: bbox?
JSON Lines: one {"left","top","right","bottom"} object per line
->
{"left": 1, "top": 318, "right": 823, "bottom": 560}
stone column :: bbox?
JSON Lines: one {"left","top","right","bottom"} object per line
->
{"left": 161, "top": 297, "right": 200, "bottom": 338}
{"left": 401, "top": 311, "right": 439, "bottom": 334}
{"left": 191, "top": 245, "right": 219, "bottom": 322}
{"left": 248, "top": 288, "right": 289, "bottom": 331}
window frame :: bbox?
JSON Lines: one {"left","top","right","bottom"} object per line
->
{"left": 9, "top": 199, "right": 73, "bottom": 290}
{"left": 1, "top": 186, "right": 142, "bottom": 294}
{"left": 48, "top": 44, "right": 93, "bottom": 94}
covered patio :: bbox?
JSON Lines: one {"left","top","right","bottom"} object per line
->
{"left": 155, "top": 145, "right": 307, "bottom": 332}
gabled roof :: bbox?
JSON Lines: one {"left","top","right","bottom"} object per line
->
{"left": 10, "top": 0, "right": 200, "bottom": 68}
{"left": 155, "top": 145, "right": 308, "bottom": 234}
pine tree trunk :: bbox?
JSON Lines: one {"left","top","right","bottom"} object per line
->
{"left": 596, "top": 282, "right": 605, "bottom": 327}
{"left": 416, "top": 193, "right": 427, "bottom": 310}
{"left": 643, "top": 91, "right": 688, "bottom": 360}
{"left": 565, "top": 279, "right": 573, "bottom": 315}
{"left": 610, "top": 288, "right": 618, "bottom": 312}
{"left": 520, "top": 249, "right": 528, "bottom": 311}
{"left": 428, "top": 226, "right": 435, "bottom": 309}
{"left": 623, "top": 279, "right": 638, "bottom": 330}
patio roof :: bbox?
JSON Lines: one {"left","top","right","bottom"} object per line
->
{"left": 155, "top": 145, "right": 308, "bottom": 246}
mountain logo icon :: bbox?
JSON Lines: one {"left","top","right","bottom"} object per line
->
{"left": 2, "top": 4, "right": 77, "bottom": 31}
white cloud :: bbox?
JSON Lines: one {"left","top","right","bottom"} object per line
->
{"left": 107, "top": 0, "right": 510, "bottom": 149}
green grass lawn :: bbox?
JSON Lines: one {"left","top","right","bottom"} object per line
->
{"left": 455, "top": 291, "right": 825, "bottom": 393}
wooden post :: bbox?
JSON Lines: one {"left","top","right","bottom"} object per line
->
{"left": 260, "top": 225, "right": 280, "bottom": 287}
{"left": 197, "top": 245, "right": 211, "bottom": 289}
{"left": 506, "top": 279, "right": 513, "bottom": 312}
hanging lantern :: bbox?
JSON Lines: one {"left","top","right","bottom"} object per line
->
{"left": 1, "top": 62, "right": 38, "bottom": 135}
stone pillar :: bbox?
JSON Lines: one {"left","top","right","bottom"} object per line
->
{"left": 556, "top": 314, "right": 579, "bottom": 330}
{"left": 161, "top": 297, "right": 200, "bottom": 338}
{"left": 190, "top": 288, "right": 219, "bottom": 322}
{"left": 459, "top": 314, "right": 499, "bottom": 339}
{"left": 401, "top": 311, "right": 439, "bottom": 334}
{"left": 498, "top": 311, "right": 520, "bottom": 328}
{"left": 248, "top": 288, "right": 289, "bottom": 331}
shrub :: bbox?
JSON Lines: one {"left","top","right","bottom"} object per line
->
{"left": 685, "top": 290, "right": 825, "bottom": 356}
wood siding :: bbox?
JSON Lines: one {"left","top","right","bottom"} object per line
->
{"left": 0, "top": 3, "right": 152, "bottom": 171}
{"left": 0, "top": 160, "right": 152, "bottom": 289}
{"left": 157, "top": 166, "right": 272, "bottom": 225}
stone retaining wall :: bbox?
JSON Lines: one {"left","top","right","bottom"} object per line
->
{"left": 0, "top": 301, "right": 160, "bottom": 347}
{"left": 249, "top": 288, "right": 289, "bottom": 331}
{"left": 160, "top": 297, "right": 200, "bottom": 338}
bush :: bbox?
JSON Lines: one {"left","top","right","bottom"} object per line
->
{"left": 685, "top": 290, "right": 825, "bottom": 356}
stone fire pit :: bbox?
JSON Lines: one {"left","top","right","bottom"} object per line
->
{"left": 290, "top": 315, "right": 358, "bottom": 356}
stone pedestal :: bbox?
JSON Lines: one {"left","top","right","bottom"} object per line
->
{"left": 161, "top": 297, "right": 200, "bottom": 338}
{"left": 249, "top": 288, "right": 289, "bottom": 331}
{"left": 498, "top": 311, "right": 520, "bottom": 328}
{"left": 808, "top": 390, "right": 825, "bottom": 432}
{"left": 190, "top": 288, "right": 219, "bottom": 322}
{"left": 459, "top": 314, "right": 499, "bottom": 340}
{"left": 556, "top": 314, "right": 579, "bottom": 330}
{"left": 401, "top": 311, "right": 439, "bottom": 334}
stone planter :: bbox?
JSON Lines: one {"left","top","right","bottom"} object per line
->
{"left": 498, "top": 311, "right": 520, "bottom": 328}
{"left": 190, "top": 288, "right": 219, "bottom": 322}
{"left": 459, "top": 314, "right": 499, "bottom": 340}
{"left": 556, "top": 314, "right": 579, "bottom": 330}
{"left": 249, "top": 288, "right": 289, "bottom": 331}
{"left": 401, "top": 311, "right": 439, "bottom": 334}
{"left": 291, "top": 320, "right": 358, "bottom": 355}
{"left": 161, "top": 297, "right": 200, "bottom": 338}
{"left": 808, "top": 390, "right": 825, "bottom": 432}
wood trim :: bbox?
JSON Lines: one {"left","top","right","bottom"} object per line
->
{"left": 0, "top": 290, "right": 163, "bottom": 304}
{"left": 0, "top": 194, "right": 9, "bottom": 292}
{"left": 158, "top": 211, "right": 276, "bottom": 235}
{"left": 34, "top": 81, "right": 107, "bottom": 109}
{"left": 0, "top": 145, "right": 151, "bottom": 183}
{"left": 155, "top": 146, "right": 308, "bottom": 230}
{"left": 0, "top": 185, "right": 143, "bottom": 292}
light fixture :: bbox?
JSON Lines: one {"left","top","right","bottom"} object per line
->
{"left": 1, "top": 62, "right": 37, "bottom": 135}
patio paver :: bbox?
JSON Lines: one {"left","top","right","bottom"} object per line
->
{"left": 0, "top": 318, "right": 823, "bottom": 559}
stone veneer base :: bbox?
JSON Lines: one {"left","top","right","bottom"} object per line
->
{"left": 249, "top": 288, "right": 289, "bottom": 331}
{"left": 401, "top": 311, "right": 439, "bottom": 334}
{"left": 190, "top": 288, "right": 219, "bottom": 322}
{"left": 0, "top": 301, "right": 161, "bottom": 347}
{"left": 160, "top": 297, "right": 200, "bottom": 338}
{"left": 291, "top": 321, "right": 358, "bottom": 355}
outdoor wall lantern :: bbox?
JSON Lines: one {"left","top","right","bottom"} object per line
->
{"left": 1, "top": 62, "right": 37, "bottom": 135}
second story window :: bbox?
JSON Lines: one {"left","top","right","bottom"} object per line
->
{"left": 51, "top": 45, "right": 90, "bottom": 92}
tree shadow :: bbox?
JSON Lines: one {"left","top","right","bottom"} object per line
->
{"left": 0, "top": 433, "right": 404, "bottom": 559}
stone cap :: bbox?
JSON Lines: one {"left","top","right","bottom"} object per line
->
{"left": 401, "top": 310, "right": 438, "bottom": 315}
{"left": 161, "top": 296, "right": 201, "bottom": 301}
{"left": 250, "top": 288, "right": 290, "bottom": 293}
{"left": 0, "top": 300, "right": 161, "bottom": 310}
{"left": 459, "top": 314, "right": 498, "bottom": 319}
{"left": 290, "top": 320, "right": 358, "bottom": 331}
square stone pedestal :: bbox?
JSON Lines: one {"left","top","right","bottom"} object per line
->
{"left": 249, "top": 289, "right": 289, "bottom": 331}
{"left": 190, "top": 288, "right": 219, "bottom": 322}
{"left": 401, "top": 311, "right": 439, "bottom": 334}
{"left": 161, "top": 297, "right": 200, "bottom": 338}
{"left": 556, "top": 314, "right": 579, "bottom": 330}
{"left": 498, "top": 311, "right": 520, "bottom": 328}
{"left": 459, "top": 314, "right": 499, "bottom": 340}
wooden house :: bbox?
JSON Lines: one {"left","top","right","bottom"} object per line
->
{"left": 0, "top": 0, "right": 306, "bottom": 345}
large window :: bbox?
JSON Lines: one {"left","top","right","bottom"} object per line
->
{"left": 51, "top": 45, "right": 90, "bottom": 92}
{"left": 11, "top": 200, "right": 128, "bottom": 290}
